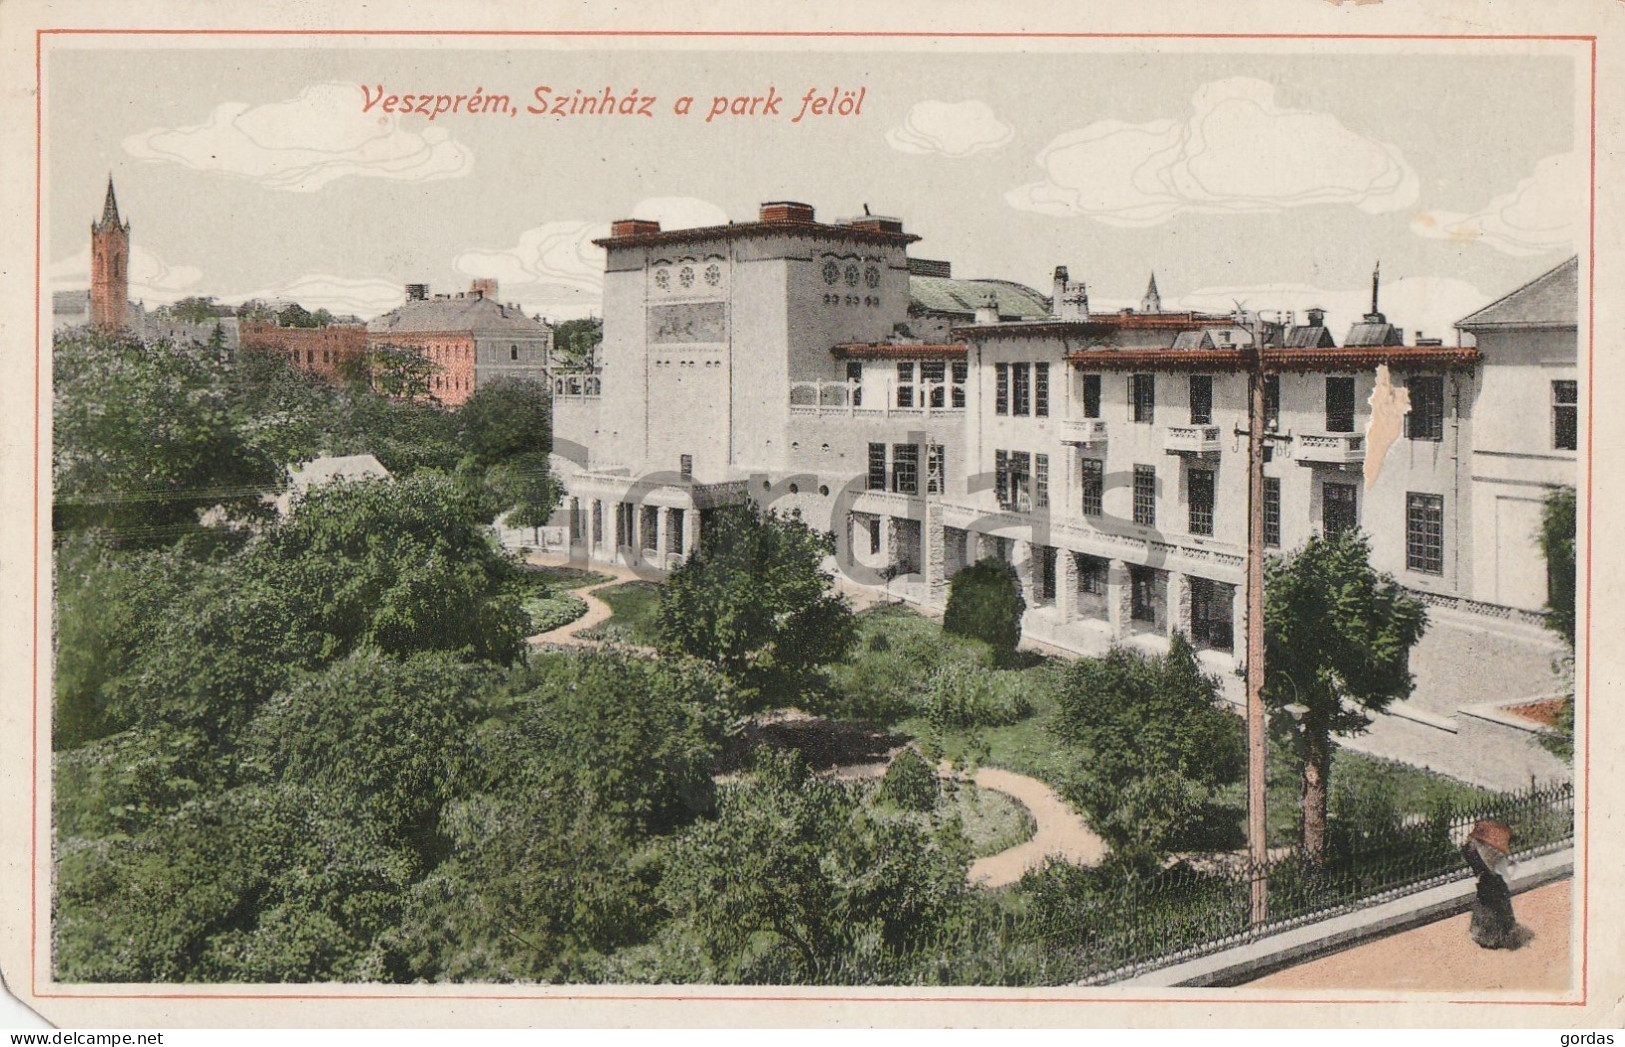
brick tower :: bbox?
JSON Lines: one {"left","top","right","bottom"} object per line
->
{"left": 90, "top": 177, "right": 130, "bottom": 332}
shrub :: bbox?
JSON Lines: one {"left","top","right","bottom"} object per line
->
{"left": 922, "top": 662, "right": 1035, "bottom": 730}
{"left": 878, "top": 748, "right": 939, "bottom": 812}
{"left": 942, "top": 558, "right": 1025, "bottom": 664}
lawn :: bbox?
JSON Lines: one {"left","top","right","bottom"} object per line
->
{"left": 513, "top": 563, "right": 613, "bottom": 591}
{"left": 944, "top": 779, "right": 1037, "bottom": 860}
{"left": 523, "top": 592, "right": 589, "bottom": 634}
{"left": 576, "top": 581, "right": 665, "bottom": 646}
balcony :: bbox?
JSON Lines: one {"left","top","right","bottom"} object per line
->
{"left": 1164, "top": 425, "right": 1223, "bottom": 456}
{"left": 1295, "top": 432, "right": 1366, "bottom": 465}
{"left": 1059, "top": 417, "right": 1108, "bottom": 445}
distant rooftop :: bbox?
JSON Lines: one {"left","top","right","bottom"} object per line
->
{"left": 368, "top": 296, "right": 551, "bottom": 337}
{"left": 1456, "top": 256, "right": 1579, "bottom": 329}
{"left": 909, "top": 276, "right": 1051, "bottom": 320}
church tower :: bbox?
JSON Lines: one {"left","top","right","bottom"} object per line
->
{"left": 90, "top": 177, "right": 130, "bottom": 332}
{"left": 1141, "top": 271, "right": 1162, "bottom": 314}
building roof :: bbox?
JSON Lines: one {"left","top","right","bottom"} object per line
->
{"left": 1344, "top": 321, "right": 1405, "bottom": 347}
{"left": 1456, "top": 256, "right": 1580, "bottom": 329}
{"left": 367, "top": 296, "right": 551, "bottom": 338}
{"left": 831, "top": 342, "right": 968, "bottom": 360}
{"left": 1062, "top": 345, "right": 1481, "bottom": 372}
{"left": 1284, "top": 325, "right": 1336, "bottom": 349}
{"left": 909, "top": 276, "right": 1051, "bottom": 320}
{"left": 955, "top": 312, "right": 1227, "bottom": 340}
{"left": 594, "top": 219, "right": 918, "bottom": 250}
{"left": 53, "top": 290, "right": 89, "bottom": 313}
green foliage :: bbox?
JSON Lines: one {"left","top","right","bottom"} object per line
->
{"left": 53, "top": 331, "right": 282, "bottom": 544}
{"left": 942, "top": 558, "right": 1026, "bottom": 664}
{"left": 821, "top": 604, "right": 993, "bottom": 722}
{"left": 1050, "top": 636, "right": 1244, "bottom": 863}
{"left": 250, "top": 474, "right": 527, "bottom": 664}
{"left": 658, "top": 505, "right": 855, "bottom": 692}
{"left": 367, "top": 343, "right": 438, "bottom": 402}
{"left": 1264, "top": 529, "right": 1428, "bottom": 859}
{"left": 166, "top": 296, "right": 231, "bottom": 324}
{"left": 922, "top": 662, "right": 1035, "bottom": 731}
{"left": 657, "top": 747, "right": 969, "bottom": 983}
{"left": 522, "top": 591, "right": 588, "bottom": 634}
{"left": 877, "top": 748, "right": 939, "bottom": 812}
{"left": 1539, "top": 486, "right": 1576, "bottom": 647}
{"left": 577, "top": 581, "right": 665, "bottom": 647}
{"left": 552, "top": 316, "right": 602, "bottom": 370}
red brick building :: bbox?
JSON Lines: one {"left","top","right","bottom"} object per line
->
{"left": 366, "top": 280, "right": 553, "bottom": 406}
{"left": 239, "top": 321, "right": 369, "bottom": 380}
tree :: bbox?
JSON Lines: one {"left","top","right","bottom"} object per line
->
{"left": 657, "top": 747, "right": 969, "bottom": 983}
{"left": 1263, "top": 530, "right": 1428, "bottom": 862}
{"left": 367, "top": 343, "right": 438, "bottom": 402}
{"left": 53, "top": 331, "right": 282, "bottom": 545}
{"left": 942, "top": 557, "right": 1026, "bottom": 665}
{"left": 169, "top": 296, "right": 224, "bottom": 324}
{"left": 657, "top": 504, "right": 855, "bottom": 692}
{"left": 552, "top": 316, "right": 602, "bottom": 370}
{"left": 1538, "top": 485, "right": 1577, "bottom": 760}
{"left": 1050, "top": 636, "right": 1245, "bottom": 863}
{"left": 454, "top": 377, "right": 559, "bottom": 526}
{"left": 249, "top": 473, "right": 528, "bottom": 665}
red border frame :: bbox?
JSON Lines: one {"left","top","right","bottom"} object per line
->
{"left": 31, "top": 27, "right": 1598, "bottom": 1010}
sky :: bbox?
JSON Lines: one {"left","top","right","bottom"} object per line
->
{"left": 44, "top": 41, "right": 1584, "bottom": 338}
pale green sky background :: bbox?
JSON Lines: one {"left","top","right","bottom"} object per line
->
{"left": 44, "top": 43, "right": 1582, "bottom": 336}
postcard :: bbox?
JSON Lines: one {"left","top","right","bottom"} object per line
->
{"left": 1, "top": 0, "right": 1620, "bottom": 1030}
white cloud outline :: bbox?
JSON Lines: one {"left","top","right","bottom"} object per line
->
{"left": 886, "top": 100, "right": 1014, "bottom": 158}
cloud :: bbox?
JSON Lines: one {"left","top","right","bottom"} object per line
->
{"left": 122, "top": 82, "right": 474, "bottom": 192}
{"left": 887, "top": 100, "right": 1013, "bottom": 158}
{"left": 48, "top": 243, "right": 202, "bottom": 303}
{"left": 453, "top": 196, "right": 728, "bottom": 310}
{"left": 220, "top": 274, "right": 411, "bottom": 319}
{"left": 1172, "top": 274, "right": 1487, "bottom": 346}
{"left": 1006, "top": 77, "right": 1418, "bottom": 226}
{"left": 1411, "top": 152, "right": 1580, "bottom": 256}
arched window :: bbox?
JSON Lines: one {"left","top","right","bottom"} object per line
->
{"left": 511, "top": 345, "right": 519, "bottom": 361}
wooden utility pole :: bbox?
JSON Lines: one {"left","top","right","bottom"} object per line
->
{"left": 1245, "top": 316, "right": 1270, "bottom": 927}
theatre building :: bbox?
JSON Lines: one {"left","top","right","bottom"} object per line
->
{"left": 549, "top": 199, "right": 1576, "bottom": 664}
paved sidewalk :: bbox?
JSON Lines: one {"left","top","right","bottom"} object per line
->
{"left": 1248, "top": 878, "right": 1572, "bottom": 992}
{"left": 523, "top": 553, "right": 656, "bottom": 654}
{"left": 966, "top": 767, "right": 1107, "bottom": 888}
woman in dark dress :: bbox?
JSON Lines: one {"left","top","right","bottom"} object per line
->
{"left": 1462, "top": 819, "right": 1518, "bottom": 949}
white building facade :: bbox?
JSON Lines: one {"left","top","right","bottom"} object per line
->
{"left": 550, "top": 200, "right": 1578, "bottom": 663}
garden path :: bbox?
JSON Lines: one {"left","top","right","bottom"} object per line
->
{"left": 965, "top": 766, "right": 1108, "bottom": 888}
{"left": 523, "top": 553, "right": 656, "bottom": 653}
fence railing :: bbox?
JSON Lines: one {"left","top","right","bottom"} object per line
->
{"left": 1060, "top": 780, "right": 1574, "bottom": 985}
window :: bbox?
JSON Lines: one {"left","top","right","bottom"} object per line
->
{"left": 1130, "top": 373, "right": 1156, "bottom": 423}
{"left": 1263, "top": 477, "right": 1281, "bottom": 548}
{"left": 679, "top": 453, "right": 693, "bottom": 479}
{"left": 668, "top": 509, "right": 685, "bottom": 554}
{"left": 922, "top": 361, "right": 947, "bottom": 408}
{"left": 1264, "top": 374, "right": 1280, "bottom": 430}
{"left": 1081, "top": 458, "right": 1104, "bottom": 517}
{"left": 868, "top": 516, "right": 882, "bottom": 555}
{"left": 1188, "top": 468, "right": 1215, "bottom": 536}
{"left": 1078, "top": 555, "right": 1106, "bottom": 595}
{"left": 1133, "top": 465, "right": 1156, "bottom": 526}
{"left": 1035, "top": 363, "right": 1050, "bottom": 417}
{"left": 847, "top": 361, "right": 863, "bottom": 407}
{"left": 952, "top": 361, "right": 968, "bottom": 408}
{"left": 1553, "top": 380, "right": 1578, "bottom": 451}
{"left": 1034, "top": 453, "right": 1050, "bottom": 509}
{"left": 867, "top": 443, "right": 887, "bottom": 491}
{"left": 996, "top": 450, "right": 1031, "bottom": 511}
{"left": 896, "top": 363, "right": 915, "bottom": 409}
{"left": 1406, "top": 493, "right": 1445, "bottom": 574}
{"left": 1082, "top": 373, "right": 1102, "bottom": 419}
{"left": 1323, "top": 482, "right": 1357, "bottom": 535}
{"left": 892, "top": 444, "right": 919, "bottom": 495}
{"left": 927, "top": 444, "right": 945, "bottom": 494}
{"left": 995, "top": 363, "right": 1009, "bottom": 415}
{"left": 1406, "top": 376, "right": 1444, "bottom": 440}
{"left": 1036, "top": 546, "right": 1057, "bottom": 603}
{"left": 1012, "top": 363, "right": 1031, "bottom": 416}
{"left": 1326, "top": 376, "right": 1356, "bottom": 433}
{"left": 511, "top": 345, "right": 520, "bottom": 361}
{"left": 1189, "top": 375, "right": 1213, "bottom": 425}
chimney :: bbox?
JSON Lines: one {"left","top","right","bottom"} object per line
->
{"left": 470, "top": 277, "right": 498, "bottom": 300}
{"left": 1052, "top": 266, "right": 1070, "bottom": 308}
{"left": 759, "top": 201, "right": 816, "bottom": 224}
{"left": 974, "top": 293, "right": 1000, "bottom": 325}
{"left": 1307, "top": 306, "right": 1326, "bottom": 327}
{"left": 907, "top": 258, "right": 951, "bottom": 278}
{"left": 610, "top": 218, "right": 661, "bottom": 237}
{"left": 405, "top": 283, "right": 428, "bottom": 301}
{"left": 845, "top": 214, "right": 904, "bottom": 234}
